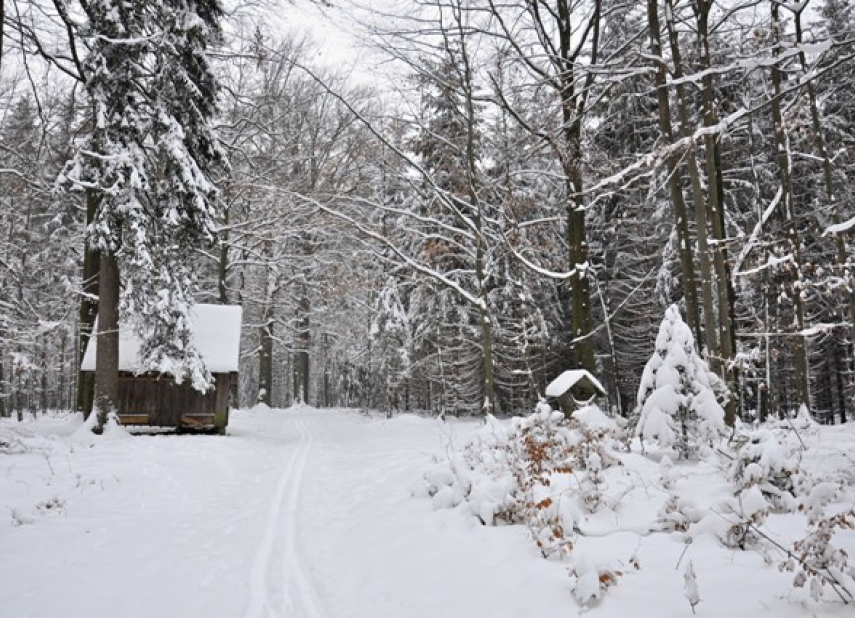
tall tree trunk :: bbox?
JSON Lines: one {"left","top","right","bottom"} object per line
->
{"left": 695, "top": 0, "right": 738, "bottom": 424}
{"left": 0, "top": 357, "right": 6, "bottom": 417}
{"left": 770, "top": 2, "right": 810, "bottom": 411}
{"left": 322, "top": 332, "right": 331, "bottom": 408}
{"left": 39, "top": 336, "right": 47, "bottom": 414}
{"left": 457, "top": 18, "right": 497, "bottom": 414}
{"left": 59, "top": 331, "right": 67, "bottom": 411}
{"left": 0, "top": 0, "right": 5, "bottom": 77}
{"left": 76, "top": 189, "right": 100, "bottom": 417}
{"left": 663, "top": 0, "right": 718, "bottom": 361}
{"left": 558, "top": 0, "right": 597, "bottom": 374}
{"left": 647, "top": 0, "right": 703, "bottom": 344}
{"left": 790, "top": 1, "right": 854, "bottom": 423}
{"left": 834, "top": 341, "right": 848, "bottom": 423}
{"left": 293, "top": 289, "right": 310, "bottom": 405}
{"left": 258, "top": 313, "right": 273, "bottom": 406}
{"left": 218, "top": 206, "right": 229, "bottom": 304}
{"left": 93, "top": 250, "right": 120, "bottom": 432}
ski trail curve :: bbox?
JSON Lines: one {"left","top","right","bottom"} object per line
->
{"left": 243, "top": 416, "right": 324, "bottom": 618}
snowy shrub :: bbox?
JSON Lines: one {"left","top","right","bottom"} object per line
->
{"left": 421, "top": 404, "right": 621, "bottom": 559}
{"left": 570, "top": 555, "right": 622, "bottom": 607}
{"left": 780, "top": 510, "right": 855, "bottom": 603}
{"left": 800, "top": 483, "right": 839, "bottom": 523}
{"left": 728, "top": 427, "right": 802, "bottom": 512}
{"left": 721, "top": 415, "right": 819, "bottom": 550}
{"left": 657, "top": 494, "right": 704, "bottom": 533}
{"left": 722, "top": 484, "right": 773, "bottom": 549}
{"left": 634, "top": 305, "right": 727, "bottom": 459}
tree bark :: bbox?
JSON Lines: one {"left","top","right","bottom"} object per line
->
{"left": 218, "top": 206, "right": 229, "bottom": 304}
{"left": 0, "top": 357, "right": 6, "bottom": 417}
{"left": 76, "top": 189, "right": 100, "bottom": 417}
{"left": 0, "top": 0, "right": 5, "bottom": 78}
{"left": 293, "top": 289, "right": 310, "bottom": 405}
{"left": 93, "top": 249, "right": 120, "bottom": 432}
{"left": 457, "top": 14, "right": 497, "bottom": 414}
{"left": 558, "top": 0, "right": 597, "bottom": 374}
{"left": 770, "top": 2, "right": 810, "bottom": 411}
{"left": 258, "top": 314, "right": 273, "bottom": 406}
{"left": 790, "top": 1, "right": 854, "bottom": 423}
{"left": 646, "top": 0, "right": 703, "bottom": 345}
{"left": 695, "top": 0, "right": 738, "bottom": 424}
{"left": 663, "top": 0, "right": 718, "bottom": 361}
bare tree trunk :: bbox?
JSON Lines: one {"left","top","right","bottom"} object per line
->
{"left": 258, "top": 314, "right": 273, "bottom": 406}
{"left": 0, "top": 0, "right": 5, "bottom": 77}
{"left": 59, "top": 331, "right": 67, "bottom": 410}
{"left": 594, "top": 276, "right": 622, "bottom": 416}
{"left": 455, "top": 9, "right": 497, "bottom": 414}
{"left": 770, "top": 2, "right": 810, "bottom": 411}
{"left": 790, "top": 1, "right": 854, "bottom": 423}
{"left": 695, "top": 0, "right": 738, "bottom": 424}
{"left": 218, "top": 206, "right": 229, "bottom": 304}
{"left": 322, "top": 332, "right": 330, "bottom": 408}
{"left": 39, "top": 336, "right": 47, "bottom": 414}
{"left": 663, "top": 0, "right": 717, "bottom": 361}
{"left": 15, "top": 366, "right": 22, "bottom": 422}
{"left": 0, "top": 357, "right": 6, "bottom": 417}
{"left": 559, "top": 0, "right": 598, "bottom": 374}
{"left": 93, "top": 250, "right": 120, "bottom": 432}
{"left": 293, "top": 289, "right": 310, "bottom": 404}
{"left": 647, "top": 0, "right": 703, "bottom": 344}
{"left": 486, "top": 0, "right": 600, "bottom": 374}
{"left": 76, "top": 189, "right": 100, "bottom": 417}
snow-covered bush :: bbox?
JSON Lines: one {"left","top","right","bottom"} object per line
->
{"left": 420, "top": 403, "right": 621, "bottom": 558}
{"left": 780, "top": 509, "right": 855, "bottom": 603}
{"left": 634, "top": 305, "right": 727, "bottom": 458}
{"left": 723, "top": 414, "right": 817, "bottom": 548}
{"left": 728, "top": 427, "right": 802, "bottom": 512}
{"left": 722, "top": 484, "right": 773, "bottom": 549}
{"left": 657, "top": 494, "right": 704, "bottom": 533}
{"left": 570, "top": 555, "right": 622, "bottom": 607}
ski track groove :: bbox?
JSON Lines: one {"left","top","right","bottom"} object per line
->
{"left": 243, "top": 416, "right": 326, "bottom": 618}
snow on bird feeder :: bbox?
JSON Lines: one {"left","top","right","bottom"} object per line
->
{"left": 545, "top": 370, "right": 606, "bottom": 417}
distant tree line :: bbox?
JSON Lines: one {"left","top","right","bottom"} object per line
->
{"left": 0, "top": 0, "right": 852, "bottom": 425}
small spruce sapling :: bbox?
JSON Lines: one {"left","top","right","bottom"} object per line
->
{"left": 634, "top": 305, "right": 727, "bottom": 458}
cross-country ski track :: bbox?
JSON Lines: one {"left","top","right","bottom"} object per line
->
{"left": 244, "top": 418, "right": 326, "bottom": 618}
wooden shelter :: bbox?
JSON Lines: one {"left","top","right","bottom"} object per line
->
{"left": 80, "top": 304, "right": 242, "bottom": 434}
{"left": 545, "top": 370, "right": 606, "bottom": 417}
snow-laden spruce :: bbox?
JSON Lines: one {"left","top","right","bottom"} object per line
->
{"left": 59, "top": 1, "right": 227, "bottom": 394}
{"left": 634, "top": 305, "right": 727, "bottom": 457}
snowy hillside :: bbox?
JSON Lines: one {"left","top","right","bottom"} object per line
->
{"left": 3, "top": 407, "right": 855, "bottom": 617}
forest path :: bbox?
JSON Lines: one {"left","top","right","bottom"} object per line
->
{"left": 241, "top": 408, "right": 568, "bottom": 618}
{"left": 244, "top": 418, "right": 324, "bottom": 618}
{"left": 0, "top": 406, "right": 569, "bottom": 618}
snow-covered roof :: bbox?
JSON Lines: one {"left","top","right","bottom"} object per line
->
{"left": 80, "top": 304, "right": 242, "bottom": 374}
{"left": 545, "top": 370, "right": 606, "bottom": 398}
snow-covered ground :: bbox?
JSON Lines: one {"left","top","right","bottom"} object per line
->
{"left": 0, "top": 406, "right": 564, "bottom": 618}
{"left": 2, "top": 406, "right": 855, "bottom": 617}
